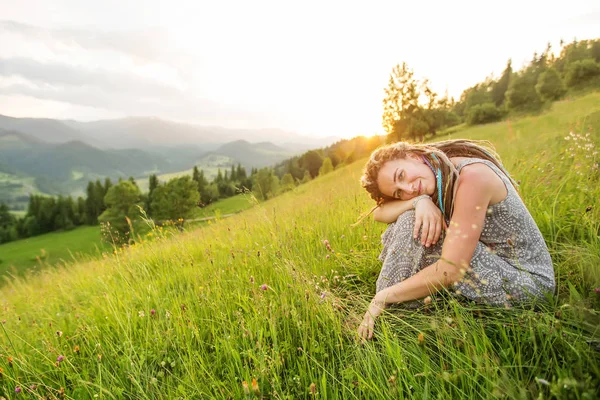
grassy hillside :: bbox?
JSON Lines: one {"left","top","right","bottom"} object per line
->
{"left": 0, "top": 172, "right": 41, "bottom": 210}
{"left": 0, "top": 93, "right": 599, "bottom": 398}
{"left": 0, "top": 226, "right": 110, "bottom": 278}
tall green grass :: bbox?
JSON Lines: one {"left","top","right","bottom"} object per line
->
{"left": 0, "top": 93, "right": 599, "bottom": 399}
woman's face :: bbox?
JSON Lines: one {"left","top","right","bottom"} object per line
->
{"left": 376, "top": 154, "right": 436, "bottom": 200}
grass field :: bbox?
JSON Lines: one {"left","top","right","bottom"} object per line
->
{"left": 0, "top": 93, "right": 599, "bottom": 398}
{"left": 194, "top": 193, "right": 256, "bottom": 218}
{"left": 0, "top": 226, "right": 110, "bottom": 279}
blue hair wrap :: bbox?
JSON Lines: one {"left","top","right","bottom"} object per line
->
{"left": 423, "top": 154, "right": 444, "bottom": 216}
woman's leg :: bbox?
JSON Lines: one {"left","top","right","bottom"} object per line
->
{"left": 376, "top": 210, "right": 442, "bottom": 293}
{"left": 377, "top": 211, "right": 549, "bottom": 306}
{"left": 454, "top": 243, "right": 550, "bottom": 306}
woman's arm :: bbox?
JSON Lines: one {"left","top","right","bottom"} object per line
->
{"left": 358, "top": 166, "right": 498, "bottom": 340}
{"left": 374, "top": 197, "right": 444, "bottom": 247}
{"left": 373, "top": 199, "right": 413, "bottom": 223}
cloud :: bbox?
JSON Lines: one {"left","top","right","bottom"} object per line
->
{"left": 0, "top": 21, "right": 275, "bottom": 128}
{"left": 0, "top": 57, "right": 273, "bottom": 128}
{"left": 0, "top": 20, "right": 193, "bottom": 70}
{"left": 0, "top": 57, "right": 182, "bottom": 97}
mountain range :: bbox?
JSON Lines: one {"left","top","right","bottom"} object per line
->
{"left": 0, "top": 114, "right": 340, "bottom": 209}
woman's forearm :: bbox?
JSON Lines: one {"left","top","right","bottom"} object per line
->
{"left": 375, "top": 259, "right": 462, "bottom": 304}
{"left": 373, "top": 200, "right": 413, "bottom": 223}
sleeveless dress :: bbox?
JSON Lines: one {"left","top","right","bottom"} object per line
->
{"left": 376, "top": 158, "right": 555, "bottom": 306}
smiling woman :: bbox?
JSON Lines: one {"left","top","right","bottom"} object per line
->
{"left": 357, "top": 139, "right": 556, "bottom": 340}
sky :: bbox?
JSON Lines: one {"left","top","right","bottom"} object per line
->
{"left": 0, "top": 0, "right": 599, "bottom": 139}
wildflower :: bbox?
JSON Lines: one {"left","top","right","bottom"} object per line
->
{"left": 251, "top": 378, "right": 260, "bottom": 394}
{"left": 595, "top": 288, "right": 600, "bottom": 294}
{"left": 30, "top": 385, "right": 37, "bottom": 391}
{"left": 74, "top": 345, "right": 80, "bottom": 353}
{"left": 7, "top": 356, "right": 13, "bottom": 366}
{"left": 260, "top": 284, "right": 268, "bottom": 291}
{"left": 320, "top": 292, "right": 327, "bottom": 299}
{"left": 325, "top": 254, "right": 330, "bottom": 259}
{"left": 242, "top": 381, "right": 249, "bottom": 395}
{"left": 57, "top": 355, "right": 65, "bottom": 363}
{"left": 98, "top": 354, "right": 102, "bottom": 361}
{"left": 418, "top": 332, "right": 425, "bottom": 345}
{"left": 15, "top": 387, "right": 22, "bottom": 393}
{"left": 165, "top": 311, "right": 171, "bottom": 319}
{"left": 56, "top": 330, "right": 63, "bottom": 337}
{"left": 150, "top": 309, "right": 156, "bottom": 316}
{"left": 309, "top": 382, "right": 317, "bottom": 394}
{"left": 138, "top": 311, "right": 145, "bottom": 318}
{"left": 0, "top": 367, "right": 3, "bottom": 377}
{"left": 323, "top": 239, "right": 329, "bottom": 246}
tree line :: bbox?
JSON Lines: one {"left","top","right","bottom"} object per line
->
{"left": 383, "top": 38, "right": 600, "bottom": 141}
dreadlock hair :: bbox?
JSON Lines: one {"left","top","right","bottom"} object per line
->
{"left": 360, "top": 139, "right": 517, "bottom": 220}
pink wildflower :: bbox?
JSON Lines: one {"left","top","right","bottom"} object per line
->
{"left": 261, "top": 284, "right": 268, "bottom": 291}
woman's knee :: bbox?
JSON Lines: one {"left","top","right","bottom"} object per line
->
{"left": 388, "top": 210, "right": 416, "bottom": 236}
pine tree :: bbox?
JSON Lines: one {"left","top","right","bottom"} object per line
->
{"left": 318, "top": 157, "right": 334, "bottom": 176}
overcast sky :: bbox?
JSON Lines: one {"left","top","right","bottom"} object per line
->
{"left": 0, "top": 0, "right": 599, "bottom": 138}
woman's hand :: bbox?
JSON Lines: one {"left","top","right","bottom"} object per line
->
{"left": 414, "top": 197, "right": 445, "bottom": 247}
{"left": 357, "top": 296, "right": 386, "bottom": 341}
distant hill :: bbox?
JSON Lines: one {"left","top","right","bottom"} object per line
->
{"left": 1, "top": 114, "right": 340, "bottom": 151}
{"left": 64, "top": 117, "right": 216, "bottom": 149}
{"left": 0, "top": 139, "right": 171, "bottom": 181}
{"left": 0, "top": 130, "right": 183, "bottom": 203}
{"left": 213, "top": 140, "right": 297, "bottom": 169}
{"left": 0, "top": 114, "right": 340, "bottom": 208}
{"left": 0, "top": 128, "right": 45, "bottom": 150}
{"left": 0, "top": 114, "right": 89, "bottom": 144}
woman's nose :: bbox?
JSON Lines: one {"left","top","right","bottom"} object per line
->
{"left": 400, "top": 182, "right": 415, "bottom": 194}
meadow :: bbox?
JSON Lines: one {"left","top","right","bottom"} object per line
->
{"left": 0, "top": 92, "right": 599, "bottom": 399}
{"left": 0, "top": 226, "right": 110, "bottom": 278}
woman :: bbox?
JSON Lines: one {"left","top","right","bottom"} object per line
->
{"left": 357, "top": 139, "right": 555, "bottom": 340}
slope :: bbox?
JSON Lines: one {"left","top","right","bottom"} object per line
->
{"left": 0, "top": 93, "right": 599, "bottom": 398}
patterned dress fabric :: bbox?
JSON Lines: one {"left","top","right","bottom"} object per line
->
{"left": 376, "top": 158, "right": 555, "bottom": 306}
